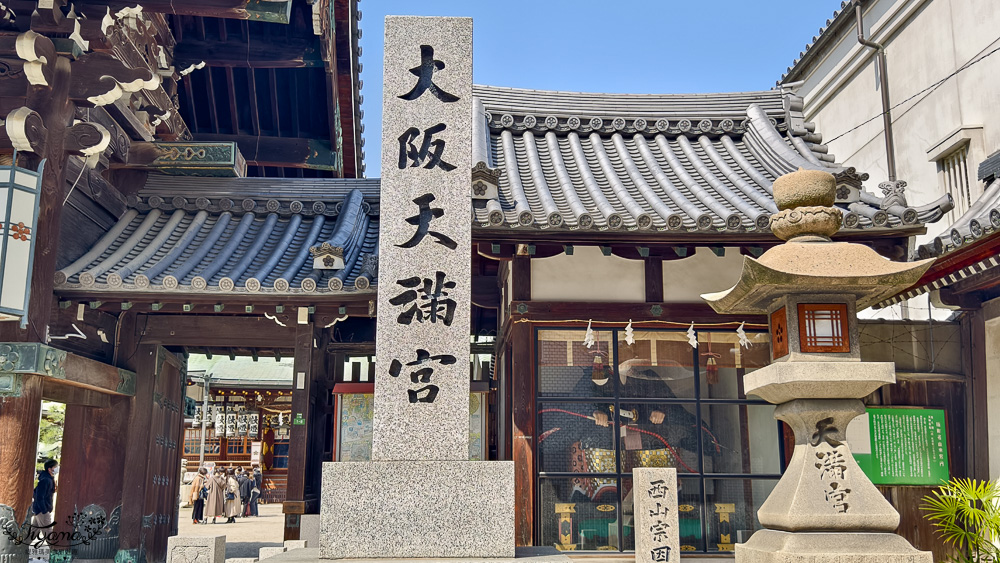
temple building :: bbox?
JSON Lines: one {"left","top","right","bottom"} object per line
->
{"left": 0, "top": 5, "right": 977, "bottom": 563}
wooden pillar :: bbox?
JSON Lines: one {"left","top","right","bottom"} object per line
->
{"left": 0, "top": 374, "right": 43, "bottom": 556}
{"left": 963, "top": 308, "right": 990, "bottom": 479}
{"left": 307, "top": 329, "right": 332, "bottom": 501}
{"left": 644, "top": 257, "right": 664, "bottom": 303}
{"left": 116, "top": 344, "right": 157, "bottom": 563}
{"left": 510, "top": 255, "right": 535, "bottom": 546}
{"left": 51, "top": 396, "right": 130, "bottom": 560}
{"left": 512, "top": 255, "right": 531, "bottom": 302}
{"left": 283, "top": 320, "right": 316, "bottom": 540}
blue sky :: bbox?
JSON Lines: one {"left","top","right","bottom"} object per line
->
{"left": 358, "top": 1, "right": 844, "bottom": 176}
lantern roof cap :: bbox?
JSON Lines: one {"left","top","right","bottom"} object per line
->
{"left": 702, "top": 169, "right": 934, "bottom": 314}
{"left": 701, "top": 240, "right": 933, "bottom": 315}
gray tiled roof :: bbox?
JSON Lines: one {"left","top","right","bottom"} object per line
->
{"left": 54, "top": 183, "right": 379, "bottom": 294}
{"left": 471, "top": 85, "right": 950, "bottom": 233}
{"left": 914, "top": 176, "right": 1000, "bottom": 260}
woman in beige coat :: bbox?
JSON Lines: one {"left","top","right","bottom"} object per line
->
{"left": 224, "top": 468, "right": 242, "bottom": 523}
{"left": 189, "top": 468, "right": 207, "bottom": 524}
{"left": 204, "top": 468, "right": 227, "bottom": 524}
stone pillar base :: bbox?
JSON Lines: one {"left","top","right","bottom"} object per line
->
{"left": 320, "top": 461, "right": 514, "bottom": 559}
{"left": 736, "top": 530, "right": 931, "bottom": 563}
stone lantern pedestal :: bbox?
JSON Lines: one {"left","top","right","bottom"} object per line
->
{"left": 702, "top": 169, "right": 934, "bottom": 563}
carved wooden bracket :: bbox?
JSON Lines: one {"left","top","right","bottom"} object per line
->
{"left": 69, "top": 51, "right": 159, "bottom": 106}
{"left": 64, "top": 120, "right": 111, "bottom": 156}
{"left": 5, "top": 106, "right": 47, "bottom": 153}
{"left": 15, "top": 30, "right": 57, "bottom": 87}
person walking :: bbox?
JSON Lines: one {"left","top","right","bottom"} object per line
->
{"left": 205, "top": 468, "right": 226, "bottom": 524}
{"left": 224, "top": 468, "right": 241, "bottom": 523}
{"left": 238, "top": 468, "right": 253, "bottom": 517}
{"left": 189, "top": 468, "right": 207, "bottom": 524}
{"left": 31, "top": 459, "right": 58, "bottom": 529}
{"left": 249, "top": 465, "right": 262, "bottom": 516}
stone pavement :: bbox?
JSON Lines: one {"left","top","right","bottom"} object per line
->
{"left": 175, "top": 503, "right": 284, "bottom": 558}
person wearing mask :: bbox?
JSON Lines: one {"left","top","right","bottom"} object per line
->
{"left": 205, "top": 468, "right": 226, "bottom": 524}
{"left": 224, "top": 468, "right": 241, "bottom": 523}
{"left": 189, "top": 468, "right": 208, "bottom": 524}
{"left": 31, "top": 459, "right": 58, "bottom": 529}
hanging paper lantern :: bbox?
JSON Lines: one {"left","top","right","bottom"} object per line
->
{"left": 248, "top": 412, "right": 259, "bottom": 438}
{"left": 237, "top": 413, "right": 249, "bottom": 436}
{"left": 226, "top": 410, "right": 237, "bottom": 438}
{"left": 214, "top": 406, "right": 224, "bottom": 429}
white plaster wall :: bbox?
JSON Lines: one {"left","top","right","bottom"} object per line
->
{"left": 792, "top": 0, "right": 1000, "bottom": 243}
{"left": 530, "top": 246, "right": 644, "bottom": 301}
{"left": 986, "top": 316, "right": 1000, "bottom": 479}
{"left": 661, "top": 247, "right": 746, "bottom": 303}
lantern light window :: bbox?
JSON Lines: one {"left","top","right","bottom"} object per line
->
{"left": 798, "top": 303, "right": 850, "bottom": 353}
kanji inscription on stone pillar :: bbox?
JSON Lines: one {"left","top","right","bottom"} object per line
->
{"left": 372, "top": 16, "right": 473, "bottom": 462}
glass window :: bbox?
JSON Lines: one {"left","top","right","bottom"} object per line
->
{"left": 272, "top": 439, "right": 290, "bottom": 469}
{"left": 703, "top": 479, "right": 777, "bottom": 551}
{"left": 698, "top": 331, "right": 770, "bottom": 400}
{"left": 538, "top": 329, "right": 614, "bottom": 398}
{"left": 535, "top": 328, "right": 781, "bottom": 554}
{"left": 618, "top": 331, "right": 696, "bottom": 399}
{"left": 539, "top": 477, "right": 621, "bottom": 551}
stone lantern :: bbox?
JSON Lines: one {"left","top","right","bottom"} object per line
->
{"left": 702, "top": 169, "right": 933, "bottom": 563}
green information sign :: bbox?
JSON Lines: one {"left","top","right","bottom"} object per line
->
{"left": 849, "top": 407, "right": 949, "bottom": 485}
{"left": 293, "top": 412, "right": 305, "bottom": 426}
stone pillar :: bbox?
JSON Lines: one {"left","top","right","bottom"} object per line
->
{"left": 320, "top": 16, "right": 514, "bottom": 559}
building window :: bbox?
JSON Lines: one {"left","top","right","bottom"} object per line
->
{"left": 535, "top": 328, "right": 781, "bottom": 553}
{"left": 272, "top": 438, "right": 290, "bottom": 469}
{"left": 184, "top": 427, "right": 221, "bottom": 455}
{"left": 798, "top": 303, "right": 850, "bottom": 353}
{"left": 938, "top": 144, "right": 973, "bottom": 219}
{"left": 226, "top": 436, "right": 249, "bottom": 455}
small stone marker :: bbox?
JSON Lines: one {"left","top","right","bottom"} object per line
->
{"left": 282, "top": 540, "right": 308, "bottom": 550}
{"left": 634, "top": 468, "right": 680, "bottom": 563}
{"left": 166, "top": 536, "right": 225, "bottom": 563}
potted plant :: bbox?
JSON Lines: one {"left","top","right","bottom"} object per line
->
{"left": 922, "top": 477, "right": 1000, "bottom": 563}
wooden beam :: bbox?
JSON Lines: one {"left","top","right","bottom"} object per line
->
{"left": 62, "top": 351, "right": 136, "bottom": 395}
{"left": 76, "top": 0, "right": 291, "bottom": 21}
{"left": 194, "top": 133, "right": 337, "bottom": 170}
{"left": 118, "top": 141, "right": 247, "bottom": 177}
{"left": 140, "top": 315, "right": 298, "bottom": 347}
{"left": 510, "top": 301, "right": 766, "bottom": 325}
{"left": 41, "top": 378, "right": 111, "bottom": 407}
{"left": 174, "top": 37, "right": 323, "bottom": 69}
